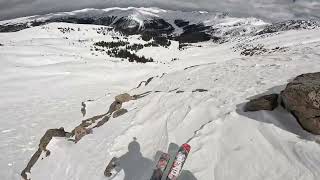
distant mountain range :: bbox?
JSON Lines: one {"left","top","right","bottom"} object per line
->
{"left": 0, "top": 7, "right": 319, "bottom": 43}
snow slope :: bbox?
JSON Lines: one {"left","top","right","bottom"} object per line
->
{"left": 0, "top": 15, "right": 320, "bottom": 180}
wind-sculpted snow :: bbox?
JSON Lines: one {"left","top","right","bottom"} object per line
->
{"left": 0, "top": 18, "right": 320, "bottom": 180}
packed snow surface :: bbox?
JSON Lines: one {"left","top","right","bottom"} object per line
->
{"left": 0, "top": 19, "right": 320, "bottom": 180}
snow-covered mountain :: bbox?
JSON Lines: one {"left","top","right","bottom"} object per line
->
{"left": 1, "top": 7, "right": 318, "bottom": 43}
{"left": 0, "top": 7, "right": 320, "bottom": 180}
{"left": 0, "top": 7, "right": 266, "bottom": 42}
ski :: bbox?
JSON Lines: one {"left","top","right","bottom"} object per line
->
{"left": 104, "top": 157, "right": 120, "bottom": 179}
{"left": 166, "top": 143, "right": 191, "bottom": 180}
{"left": 150, "top": 152, "right": 171, "bottom": 180}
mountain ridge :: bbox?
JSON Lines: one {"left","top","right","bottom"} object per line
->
{"left": 1, "top": 7, "right": 319, "bottom": 45}
{"left": 0, "top": 7, "right": 268, "bottom": 43}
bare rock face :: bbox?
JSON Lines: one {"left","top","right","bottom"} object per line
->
{"left": 21, "top": 127, "right": 67, "bottom": 180}
{"left": 281, "top": 72, "right": 320, "bottom": 135}
{"left": 115, "top": 93, "right": 134, "bottom": 103}
{"left": 107, "top": 101, "right": 122, "bottom": 114}
{"left": 81, "top": 102, "right": 86, "bottom": 117}
{"left": 244, "top": 94, "right": 279, "bottom": 112}
{"left": 113, "top": 108, "right": 128, "bottom": 118}
{"left": 74, "top": 126, "right": 92, "bottom": 142}
{"left": 39, "top": 127, "right": 67, "bottom": 156}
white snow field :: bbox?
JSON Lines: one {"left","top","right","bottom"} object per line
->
{"left": 1, "top": 17, "right": 320, "bottom": 180}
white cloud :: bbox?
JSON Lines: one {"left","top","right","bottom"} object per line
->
{"left": 0, "top": 0, "right": 319, "bottom": 21}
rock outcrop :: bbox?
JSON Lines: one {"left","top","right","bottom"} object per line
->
{"left": 257, "top": 20, "right": 319, "bottom": 35}
{"left": 74, "top": 126, "right": 92, "bottom": 142}
{"left": 107, "top": 101, "right": 122, "bottom": 114}
{"left": 81, "top": 102, "right": 86, "bottom": 117}
{"left": 21, "top": 127, "right": 68, "bottom": 180}
{"left": 192, "top": 89, "right": 208, "bottom": 92}
{"left": 21, "top": 92, "right": 150, "bottom": 179}
{"left": 115, "top": 93, "right": 135, "bottom": 103}
{"left": 39, "top": 128, "right": 68, "bottom": 156}
{"left": 113, "top": 108, "right": 128, "bottom": 118}
{"left": 244, "top": 94, "right": 279, "bottom": 112}
{"left": 281, "top": 72, "right": 320, "bottom": 135}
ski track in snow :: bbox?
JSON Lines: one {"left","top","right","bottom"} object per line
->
{"left": 0, "top": 22, "right": 320, "bottom": 180}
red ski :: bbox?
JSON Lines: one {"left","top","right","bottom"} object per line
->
{"left": 166, "top": 143, "right": 191, "bottom": 180}
{"left": 150, "top": 152, "right": 171, "bottom": 180}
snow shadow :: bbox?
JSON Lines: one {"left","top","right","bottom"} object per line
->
{"left": 116, "top": 140, "right": 197, "bottom": 180}
{"left": 236, "top": 85, "right": 315, "bottom": 142}
{"left": 245, "top": 85, "right": 286, "bottom": 100}
{"left": 116, "top": 139, "right": 153, "bottom": 180}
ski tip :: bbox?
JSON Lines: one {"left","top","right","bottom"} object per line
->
{"left": 182, "top": 143, "right": 191, "bottom": 153}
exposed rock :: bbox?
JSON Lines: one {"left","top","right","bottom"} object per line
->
{"left": 136, "top": 77, "right": 154, "bottom": 88}
{"left": 20, "top": 90, "right": 150, "bottom": 179}
{"left": 81, "top": 102, "right": 86, "bottom": 117}
{"left": 74, "top": 126, "right": 92, "bottom": 142}
{"left": 239, "top": 44, "right": 287, "bottom": 56}
{"left": 281, "top": 72, "right": 320, "bottom": 134}
{"left": 94, "top": 116, "right": 110, "bottom": 128}
{"left": 160, "top": 73, "right": 166, "bottom": 78}
{"left": 145, "top": 77, "right": 154, "bottom": 86}
{"left": 81, "top": 107, "right": 86, "bottom": 117}
{"left": 212, "top": 36, "right": 222, "bottom": 43}
{"left": 107, "top": 101, "right": 122, "bottom": 114}
{"left": 192, "top": 89, "right": 208, "bottom": 92}
{"left": 115, "top": 93, "right": 134, "bottom": 103}
{"left": 113, "top": 17, "right": 140, "bottom": 35}
{"left": 244, "top": 94, "right": 279, "bottom": 112}
{"left": 39, "top": 127, "right": 67, "bottom": 156}
{"left": 114, "top": 17, "right": 174, "bottom": 35}
{"left": 21, "top": 127, "right": 68, "bottom": 180}
{"left": 184, "top": 64, "right": 200, "bottom": 70}
{"left": 257, "top": 20, "right": 319, "bottom": 35}
{"left": 78, "top": 113, "right": 108, "bottom": 130}
{"left": 169, "top": 88, "right": 179, "bottom": 92}
{"left": 113, "top": 108, "right": 128, "bottom": 118}
{"left": 21, "top": 149, "right": 41, "bottom": 180}
{"left": 132, "top": 91, "right": 152, "bottom": 99}
{"left": 240, "top": 44, "right": 267, "bottom": 56}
